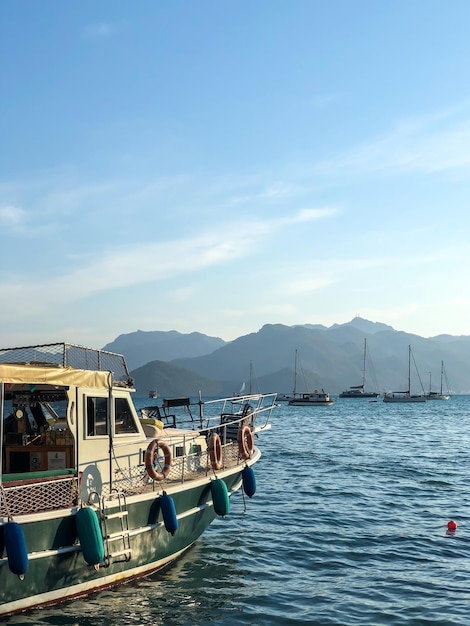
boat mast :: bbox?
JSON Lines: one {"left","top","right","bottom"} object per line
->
{"left": 440, "top": 360, "right": 444, "bottom": 395}
{"left": 362, "top": 338, "right": 367, "bottom": 389}
{"left": 407, "top": 345, "right": 411, "bottom": 396}
{"left": 293, "top": 349, "right": 298, "bottom": 395}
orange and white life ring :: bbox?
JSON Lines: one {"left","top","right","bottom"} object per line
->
{"left": 145, "top": 439, "right": 172, "bottom": 481}
{"left": 208, "top": 432, "right": 222, "bottom": 470}
{"left": 237, "top": 425, "right": 254, "bottom": 460}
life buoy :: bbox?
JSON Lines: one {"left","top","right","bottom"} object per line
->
{"left": 145, "top": 439, "right": 172, "bottom": 481}
{"left": 237, "top": 425, "right": 254, "bottom": 460}
{"left": 208, "top": 432, "right": 222, "bottom": 470}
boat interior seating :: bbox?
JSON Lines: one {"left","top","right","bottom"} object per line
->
{"left": 218, "top": 414, "right": 241, "bottom": 441}
{"left": 218, "top": 403, "right": 253, "bottom": 441}
{"left": 140, "top": 418, "right": 165, "bottom": 439}
{"left": 162, "top": 397, "right": 193, "bottom": 427}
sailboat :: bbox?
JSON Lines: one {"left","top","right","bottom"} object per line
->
{"left": 235, "top": 361, "right": 257, "bottom": 397}
{"left": 383, "top": 345, "right": 426, "bottom": 403}
{"left": 426, "top": 361, "right": 451, "bottom": 400}
{"left": 288, "top": 350, "right": 334, "bottom": 406}
{"left": 339, "top": 338, "right": 380, "bottom": 398}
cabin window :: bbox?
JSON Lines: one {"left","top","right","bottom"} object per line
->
{"left": 114, "top": 397, "right": 138, "bottom": 434}
{"left": 86, "top": 397, "right": 108, "bottom": 436}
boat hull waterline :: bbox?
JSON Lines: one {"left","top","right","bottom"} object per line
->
{"left": 288, "top": 395, "right": 334, "bottom": 406}
{"left": 339, "top": 390, "right": 380, "bottom": 399}
{"left": 383, "top": 394, "right": 426, "bottom": 403}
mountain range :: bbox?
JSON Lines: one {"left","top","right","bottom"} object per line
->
{"left": 103, "top": 317, "right": 470, "bottom": 397}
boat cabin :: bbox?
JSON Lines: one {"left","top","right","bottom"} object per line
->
{"left": 0, "top": 344, "right": 210, "bottom": 517}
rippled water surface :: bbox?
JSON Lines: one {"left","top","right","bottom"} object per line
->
{"left": 6, "top": 396, "right": 470, "bottom": 625}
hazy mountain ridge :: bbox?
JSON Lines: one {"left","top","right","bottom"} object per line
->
{"left": 114, "top": 318, "right": 470, "bottom": 396}
{"left": 130, "top": 360, "right": 226, "bottom": 397}
{"left": 103, "top": 329, "right": 226, "bottom": 371}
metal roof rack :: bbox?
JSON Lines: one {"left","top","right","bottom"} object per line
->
{"left": 0, "top": 342, "right": 131, "bottom": 385}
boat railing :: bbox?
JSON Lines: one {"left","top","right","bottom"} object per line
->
{"left": 140, "top": 392, "right": 276, "bottom": 434}
{"left": 200, "top": 392, "right": 277, "bottom": 430}
{"left": 0, "top": 393, "right": 277, "bottom": 513}
{"left": 112, "top": 393, "right": 277, "bottom": 496}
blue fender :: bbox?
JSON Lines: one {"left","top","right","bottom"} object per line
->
{"left": 160, "top": 492, "right": 178, "bottom": 535}
{"left": 4, "top": 521, "right": 29, "bottom": 577}
{"left": 242, "top": 466, "right": 256, "bottom": 498}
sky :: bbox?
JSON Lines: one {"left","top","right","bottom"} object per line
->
{"left": 2, "top": 1, "right": 470, "bottom": 348}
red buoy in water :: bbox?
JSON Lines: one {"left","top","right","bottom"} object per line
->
{"left": 447, "top": 520, "right": 457, "bottom": 531}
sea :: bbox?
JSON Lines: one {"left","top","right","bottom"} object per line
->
{"left": 5, "top": 395, "right": 470, "bottom": 626}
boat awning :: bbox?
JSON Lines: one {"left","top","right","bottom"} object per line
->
{"left": 0, "top": 364, "right": 112, "bottom": 389}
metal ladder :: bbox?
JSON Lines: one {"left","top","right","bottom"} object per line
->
{"left": 100, "top": 490, "right": 132, "bottom": 565}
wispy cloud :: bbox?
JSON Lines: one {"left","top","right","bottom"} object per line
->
{"left": 314, "top": 103, "right": 470, "bottom": 180}
{"left": 272, "top": 241, "right": 464, "bottom": 302}
{"left": 227, "top": 181, "right": 306, "bottom": 207}
{"left": 284, "top": 277, "right": 333, "bottom": 295}
{"left": 0, "top": 207, "right": 337, "bottom": 318}
{"left": 311, "top": 93, "right": 343, "bottom": 108}
{"left": 285, "top": 208, "right": 337, "bottom": 224}
{"left": 0, "top": 205, "right": 27, "bottom": 229}
{"left": 83, "top": 22, "right": 121, "bottom": 41}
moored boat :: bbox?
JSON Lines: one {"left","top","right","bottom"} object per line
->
{"left": 425, "top": 361, "right": 451, "bottom": 400}
{"left": 383, "top": 345, "right": 426, "bottom": 403}
{"left": 339, "top": 338, "right": 380, "bottom": 398}
{"left": 287, "top": 350, "right": 334, "bottom": 406}
{"left": 288, "top": 390, "right": 334, "bottom": 406}
{"left": 383, "top": 392, "right": 426, "bottom": 403}
{"left": 0, "top": 342, "right": 276, "bottom": 617}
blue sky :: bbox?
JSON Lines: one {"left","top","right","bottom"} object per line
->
{"left": 2, "top": 1, "right": 470, "bottom": 347}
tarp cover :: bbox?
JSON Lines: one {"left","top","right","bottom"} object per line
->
{"left": 0, "top": 364, "right": 112, "bottom": 389}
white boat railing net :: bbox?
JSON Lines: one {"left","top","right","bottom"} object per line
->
{"left": 0, "top": 475, "right": 78, "bottom": 517}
